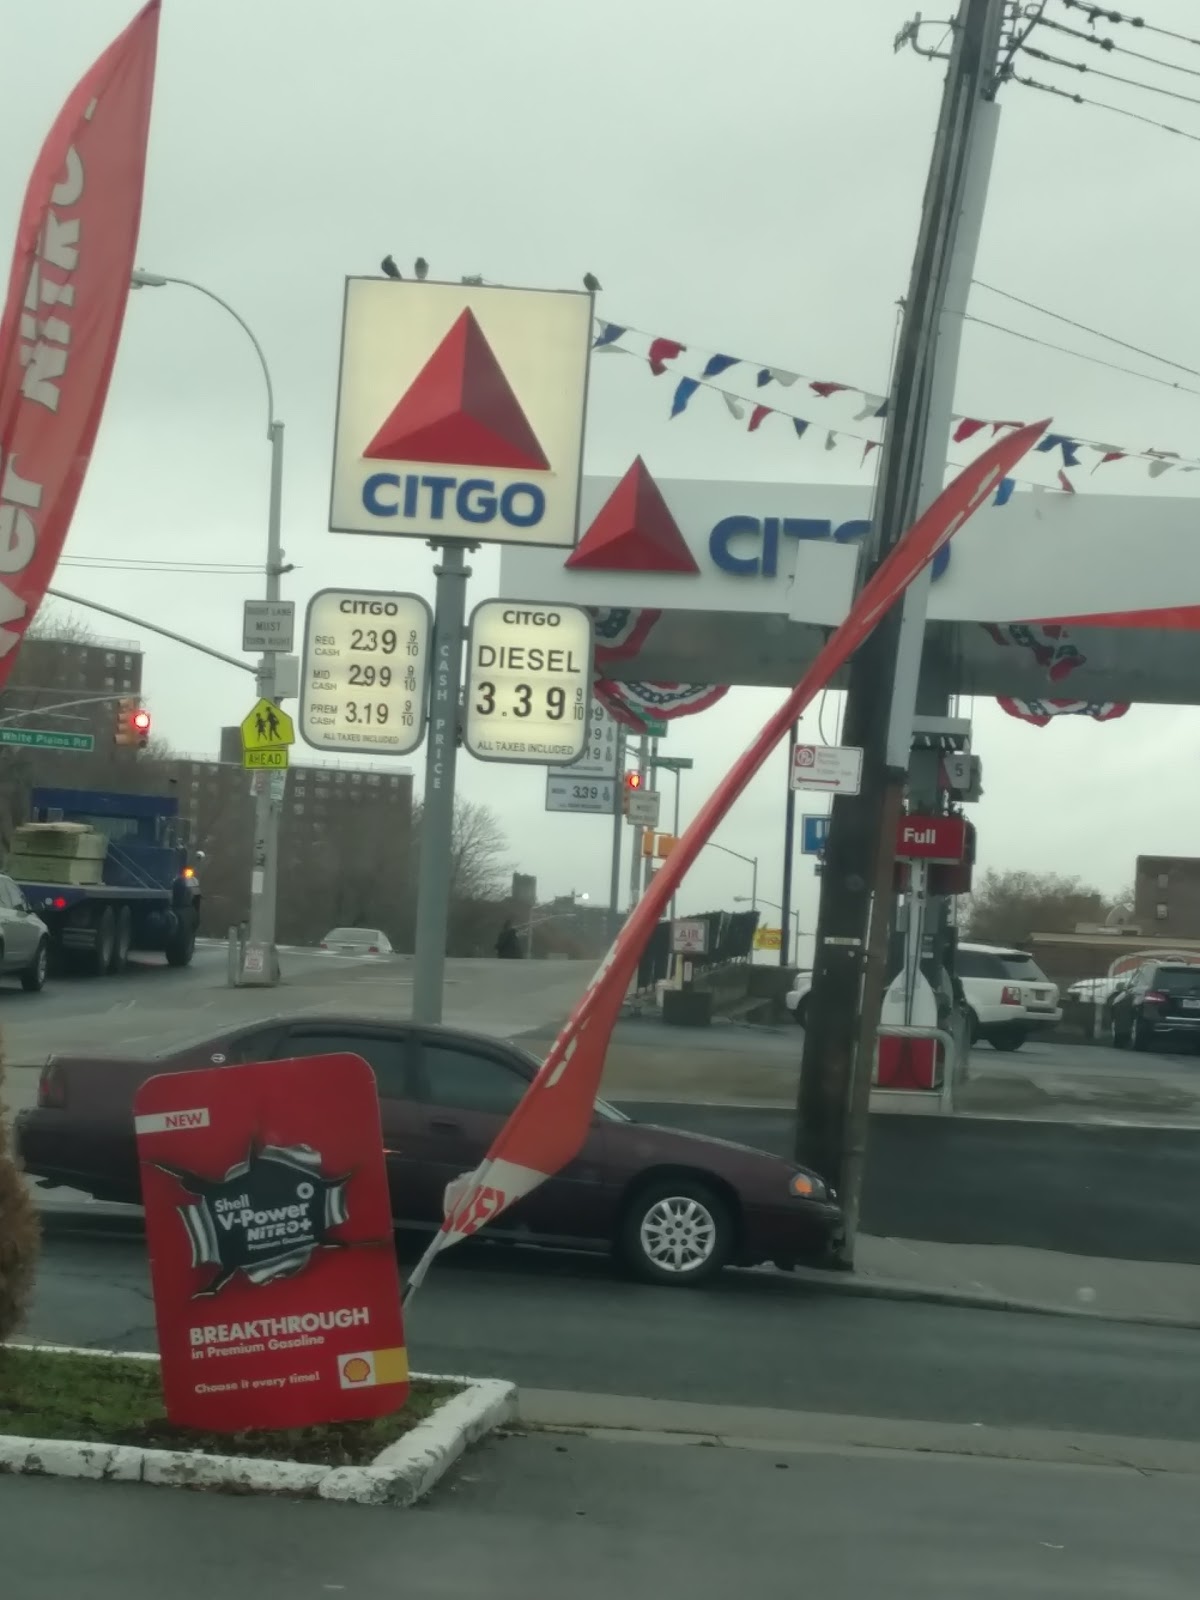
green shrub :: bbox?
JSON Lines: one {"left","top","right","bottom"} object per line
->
{"left": 0, "top": 1050, "right": 40, "bottom": 1343}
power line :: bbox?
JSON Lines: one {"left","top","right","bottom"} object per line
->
{"left": 1022, "top": 42, "right": 1200, "bottom": 108}
{"left": 1040, "top": 11, "right": 1200, "bottom": 79}
{"left": 972, "top": 280, "right": 1200, "bottom": 379}
{"left": 1060, "top": 0, "right": 1200, "bottom": 55}
{"left": 960, "top": 310, "right": 1200, "bottom": 397}
{"left": 1012, "top": 67, "right": 1200, "bottom": 143}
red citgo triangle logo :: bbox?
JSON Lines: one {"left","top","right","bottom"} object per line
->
{"left": 362, "top": 308, "right": 550, "bottom": 472}
{"left": 566, "top": 457, "right": 698, "bottom": 574}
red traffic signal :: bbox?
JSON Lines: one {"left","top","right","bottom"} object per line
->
{"left": 114, "top": 699, "right": 151, "bottom": 749}
{"left": 132, "top": 709, "right": 151, "bottom": 735}
{"left": 624, "top": 771, "right": 643, "bottom": 791}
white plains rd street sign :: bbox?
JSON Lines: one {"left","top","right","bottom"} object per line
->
{"left": 463, "top": 601, "right": 593, "bottom": 765}
{"left": 329, "top": 278, "right": 592, "bottom": 548}
{"left": 299, "top": 588, "right": 433, "bottom": 757}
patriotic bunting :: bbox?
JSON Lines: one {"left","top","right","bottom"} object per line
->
{"left": 997, "top": 698, "right": 1130, "bottom": 727}
{"left": 595, "top": 679, "right": 730, "bottom": 727}
{"left": 594, "top": 320, "right": 1200, "bottom": 484}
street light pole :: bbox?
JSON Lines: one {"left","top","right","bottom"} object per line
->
{"left": 130, "top": 269, "right": 285, "bottom": 987}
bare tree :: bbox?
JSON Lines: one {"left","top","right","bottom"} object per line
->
{"left": 963, "top": 870, "right": 1129, "bottom": 947}
{"left": 0, "top": 1050, "right": 40, "bottom": 1342}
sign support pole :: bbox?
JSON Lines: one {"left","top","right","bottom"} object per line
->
{"left": 780, "top": 722, "right": 797, "bottom": 966}
{"left": 627, "top": 732, "right": 649, "bottom": 909}
{"left": 237, "top": 418, "right": 286, "bottom": 987}
{"left": 412, "top": 541, "right": 471, "bottom": 1025}
{"left": 608, "top": 723, "right": 626, "bottom": 940}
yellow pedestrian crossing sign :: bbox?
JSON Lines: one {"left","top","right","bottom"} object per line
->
{"left": 241, "top": 698, "right": 294, "bottom": 769}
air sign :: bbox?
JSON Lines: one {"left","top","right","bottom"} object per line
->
{"left": 463, "top": 600, "right": 593, "bottom": 765}
{"left": 299, "top": 588, "right": 432, "bottom": 757}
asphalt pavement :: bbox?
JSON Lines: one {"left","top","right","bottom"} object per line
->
{"left": 5, "top": 1428, "right": 1198, "bottom": 1598}
{"left": 25, "top": 1230, "right": 1200, "bottom": 1441}
{"left": 620, "top": 1100, "right": 1200, "bottom": 1264}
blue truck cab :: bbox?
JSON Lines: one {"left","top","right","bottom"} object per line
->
{"left": 12, "top": 787, "right": 203, "bottom": 975}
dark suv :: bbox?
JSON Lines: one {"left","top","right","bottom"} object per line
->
{"left": 1109, "top": 961, "right": 1200, "bottom": 1051}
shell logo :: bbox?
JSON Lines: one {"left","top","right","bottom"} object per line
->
{"left": 342, "top": 1356, "right": 372, "bottom": 1385}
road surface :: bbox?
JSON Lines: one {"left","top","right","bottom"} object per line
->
{"left": 6, "top": 1432, "right": 1197, "bottom": 1599}
{"left": 27, "top": 1229, "right": 1200, "bottom": 1441}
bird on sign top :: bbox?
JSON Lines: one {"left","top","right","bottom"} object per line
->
{"left": 380, "top": 254, "right": 401, "bottom": 279}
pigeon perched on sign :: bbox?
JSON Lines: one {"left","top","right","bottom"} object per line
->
{"left": 381, "top": 255, "right": 401, "bottom": 279}
{"left": 414, "top": 257, "right": 429, "bottom": 280}
{"left": 583, "top": 272, "right": 601, "bottom": 293}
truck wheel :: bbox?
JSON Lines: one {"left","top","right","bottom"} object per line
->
{"left": 91, "top": 909, "right": 116, "bottom": 977}
{"left": 109, "top": 907, "right": 132, "bottom": 974}
{"left": 165, "top": 909, "right": 197, "bottom": 968}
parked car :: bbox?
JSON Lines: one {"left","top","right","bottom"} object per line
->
{"left": 0, "top": 872, "right": 50, "bottom": 992}
{"left": 319, "top": 927, "right": 393, "bottom": 956}
{"left": 1109, "top": 961, "right": 1200, "bottom": 1051}
{"left": 956, "top": 942, "right": 1061, "bottom": 1051}
{"left": 15, "top": 1014, "right": 842, "bottom": 1286}
{"left": 783, "top": 969, "right": 814, "bottom": 1025}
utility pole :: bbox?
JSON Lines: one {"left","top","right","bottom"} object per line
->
{"left": 412, "top": 541, "right": 472, "bottom": 1024}
{"left": 794, "top": 0, "right": 1007, "bottom": 1251}
{"left": 780, "top": 721, "right": 797, "bottom": 966}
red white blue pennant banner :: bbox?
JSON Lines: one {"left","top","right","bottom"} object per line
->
{"left": 997, "top": 698, "right": 1130, "bottom": 727}
{"left": 593, "top": 321, "right": 1200, "bottom": 484}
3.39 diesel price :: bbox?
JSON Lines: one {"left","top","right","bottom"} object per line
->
{"left": 473, "top": 682, "right": 585, "bottom": 721}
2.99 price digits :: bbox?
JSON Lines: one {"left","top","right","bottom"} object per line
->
{"left": 474, "top": 682, "right": 584, "bottom": 720}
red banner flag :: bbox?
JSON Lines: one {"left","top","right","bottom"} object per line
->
{"left": 405, "top": 416, "right": 1051, "bottom": 1297}
{"left": 0, "top": 1, "right": 160, "bottom": 689}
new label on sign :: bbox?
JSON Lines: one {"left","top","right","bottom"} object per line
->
{"left": 329, "top": 279, "right": 592, "bottom": 547}
{"left": 895, "top": 813, "right": 967, "bottom": 863}
{"left": 133, "top": 1053, "right": 407, "bottom": 1433}
{"left": 790, "top": 743, "right": 863, "bottom": 794}
{"left": 545, "top": 775, "right": 616, "bottom": 815}
{"left": 299, "top": 588, "right": 432, "bottom": 757}
{"left": 463, "top": 600, "right": 593, "bottom": 765}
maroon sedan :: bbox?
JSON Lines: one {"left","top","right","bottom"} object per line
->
{"left": 16, "top": 1013, "right": 842, "bottom": 1287}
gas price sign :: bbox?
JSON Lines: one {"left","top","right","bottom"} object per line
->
{"left": 299, "top": 588, "right": 433, "bottom": 757}
{"left": 463, "top": 600, "right": 593, "bottom": 765}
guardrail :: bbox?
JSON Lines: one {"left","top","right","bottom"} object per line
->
{"left": 876, "top": 1024, "right": 958, "bottom": 1113}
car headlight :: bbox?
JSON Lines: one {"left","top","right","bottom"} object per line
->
{"left": 789, "top": 1171, "right": 829, "bottom": 1201}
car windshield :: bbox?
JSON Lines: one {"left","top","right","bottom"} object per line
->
{"left": 1155, "top": 967, "right": 1200, "bottom": 993}
{"left": 997, "top": 952, "right": 1049, "bottom": 982}
{"left": 512, "top": 1045, "right": 629, "bottom": 1121}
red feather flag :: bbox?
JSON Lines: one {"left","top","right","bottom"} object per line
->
{"left": 0, "top": 2, "right": 160, "bottom": 688}
{"left": 405, "top": 416, "right": 1052, "bottom": 1298}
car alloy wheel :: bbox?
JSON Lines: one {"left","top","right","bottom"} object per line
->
{"left": 621, "top": 1178, "right": 733, "bottom": 1286}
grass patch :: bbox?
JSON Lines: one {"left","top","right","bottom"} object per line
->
{"left": 0, "top": 1348, "right": 455, "bottom": 1467}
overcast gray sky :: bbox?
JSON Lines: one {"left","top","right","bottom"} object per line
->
{"left": 5, "top": 0, "right": 1200, "bottom": 954}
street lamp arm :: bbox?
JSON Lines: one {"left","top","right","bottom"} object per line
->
{"left": 46, "top": 587, "right": 255, "bottom": 675}
{"left": 707, "top": 841, "right": 757, "bottom": 870}
{"left": 132, "top": 269, "right": 276, "bottom": 436}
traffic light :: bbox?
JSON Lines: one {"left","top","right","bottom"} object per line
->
{"left": 621, "top": 769, "right": 643, "bottom": 817}
{"left": 114, "top": 698, "right": 151, "bottom": 749}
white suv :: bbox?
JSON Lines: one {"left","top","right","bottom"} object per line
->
{"left": 955, "top": 941, "right": 1061, "bottom": 1051}
{"left": 784, "top": 942, "right": 1061, "bottom": 1053}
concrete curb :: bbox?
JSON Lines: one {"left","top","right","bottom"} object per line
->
{"left": 785, "top": 1262, "right": 1200, "bottom": 1330}
{"left": 1, "top": 1344, "right": 515, "bottom": 1506}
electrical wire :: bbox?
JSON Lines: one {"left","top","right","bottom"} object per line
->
{"left": 960, "top": 312, "right": 1200, "bottom": 397}
{"left": 59, "top": 556, "right": 268, "bottom": 575}
{"left": 1022, "top": 42, "right": 1200, "bottom": 109}
{"left": 1011, "top": 67, "right": 1200, "bottom": 144}
{"left": 972, "top": 280, "right": 1200, "bottom": 380}
{"left": 1041, "top": 11, "right": 1200, "bottom": 79}
{"left": 1060, "top": 0, "right": 1200, "bottom": 55}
